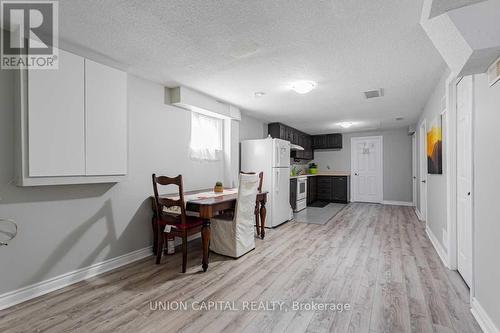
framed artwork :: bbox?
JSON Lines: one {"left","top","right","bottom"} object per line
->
{"left": 427, "top": 115, "right": 443, "bottom": 174}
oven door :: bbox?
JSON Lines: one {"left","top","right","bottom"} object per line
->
{"left": 297, "top": 177, "right": 307, "bottom": 201}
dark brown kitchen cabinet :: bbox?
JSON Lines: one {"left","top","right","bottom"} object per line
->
{"left": 332, "top": 176, "right": 349, "bottom": 203}
{"left": 302, "top": 135, "right": 314, "bottom": 160}
{"left": 311, "top": 175, "right": 349, "bottom": 204}
{"left": 317, "top": 176, "right": 333, "bottom": 201}
{"left": 312, "top": 135, "right": 327, "bottom": 149}
{"left": 290, "top": 178, "right": 297, "bottom": 210}
{"left": 268, "top": 122, "right": 314, "bottom": 161}
{"left": 311, "top": 133, "right": 342, "bottom": 149}
{"left": 307, "top": 176, "right": 317, "bottom": 204}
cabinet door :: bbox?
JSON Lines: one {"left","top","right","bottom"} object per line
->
{"left": 307, "top": 177, "right": 312, "bottom": 204}
{"left": 312, "top": 177, "right": 318, "bottom": 202}
{"left": 312, "top": 135, "right": 326, "bottom": 149}
{"left": 279, "top": 124, "right": 286, "bottom": 139}
{"left": 286, "top": 127, "right": 293, "bottom": 142}
{"left": 308, "top": 177, "right": 317, "bottom": 203}
{"left": 334, "top": 134, "right": 343, "bottom": 148}
{"left": 317, "top": 176, "right": 332, "bottom": 201}
{"left": 85, "top": 60, "right": 127, "bottom": 175}
{"left": 326, "top": 134, "right": 336, "bottom": 148}
{"left": 305, "top": 136, "right": 314, "bottom": 160}
{"left": 332, "top": 176, "right": 348, "bottom": 203}
{"left": 28, "top": 49, "right": 85, "bottom": 176}
{"left": 326, "top": 134, "right": 342, "bottom": 149}
{"left": 296, "top": 134, "right": 304, "bottom": 158}
{"left": 267, "top": 123, "right": 281, "bottom": 138}
{"left": 290, "top": 179, "right": 297, "bottom": 210}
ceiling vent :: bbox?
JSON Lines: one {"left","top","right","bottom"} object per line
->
{"left": 364, "top": 89, "right": 384, "bottom": 99}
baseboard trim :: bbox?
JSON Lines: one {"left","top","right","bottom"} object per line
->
{"left": 382, "top": 200, "right": 414, "bottom": 207}
{"left": 471, "top": 298, "right": 500, "bottom": 333}
{"left": 425, "top": 226, "right": 449, "bottom": 269}
{"left": 414, "top": 208, "right": 424, "bottom": 221}
{"left": 0, "top": 246, "right": 152, "bottom": 310}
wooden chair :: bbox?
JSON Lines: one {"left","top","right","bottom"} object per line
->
{"left": 152, "top": 174, "right": 204, "bottom": 273}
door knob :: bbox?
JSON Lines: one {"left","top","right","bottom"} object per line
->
{"left": 421, "top": 180, "right": 426, "bottom": 183}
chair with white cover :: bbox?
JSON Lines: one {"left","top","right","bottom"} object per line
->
{"left": 210, "top": 173, "right": 260, "bottom": 258}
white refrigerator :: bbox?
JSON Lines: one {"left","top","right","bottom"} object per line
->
{"left": 241, "top": 137, "right": 291, "bottom": 227}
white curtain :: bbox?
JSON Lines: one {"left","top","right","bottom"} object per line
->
{"left": 190, "top": 112, "right": 223, "bottom": 161}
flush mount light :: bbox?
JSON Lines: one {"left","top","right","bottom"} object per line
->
{"left": 337, "top": 122, "right": 353, "bottom": 129}
{"left": 254, "top": 92, "right": 265, "bottom": 98}
{"left": 291, "top": 80, "right": 317, "bottom": 94}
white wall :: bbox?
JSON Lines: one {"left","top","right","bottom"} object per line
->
{"left": 416, "top": 68, "right": 450, "bottom": 251}
{"left": 415, "top": 68, "right": 500, "bottom": 330}
{"left": 472, "top": 73, "right": 500, "bottom": 330}
{"left": 0, "top": 71, "right": 269, "bottom": 296}
{"left": 239, "top": 113, "right": 267, "bottom": 141}
{"left": 313, "top": 128, "right": 413, "bottom": 202}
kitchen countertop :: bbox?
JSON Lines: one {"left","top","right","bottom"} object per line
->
{"left": 290, "top": 172, "right": 351, "bottom": 179}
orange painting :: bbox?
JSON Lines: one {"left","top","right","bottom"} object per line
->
{"left": 427, "top": 116, "right": 442, "bottom": 174}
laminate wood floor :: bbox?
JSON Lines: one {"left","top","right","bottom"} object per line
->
{"left": 0, "top": 204, "right": 482, "bottom": 333}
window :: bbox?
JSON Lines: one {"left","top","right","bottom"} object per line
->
{"left": 190, "top": 112, "right": 223, "bottom": 161}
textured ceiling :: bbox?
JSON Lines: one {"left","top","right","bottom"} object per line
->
{"left": 58, "top": 0, "right": 445, "bottom": 134}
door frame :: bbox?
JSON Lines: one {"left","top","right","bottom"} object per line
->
{"left": 453, "top": 75, "right": 476, "bottom": 294}
{"left": 350, "top": 135, "right": 383, "bottom": 203}
{"left": 418, "top": 120, "right": 427, "bottom": 222}
{"left": 412, "top": 133, "right": 417, "bottom": 207}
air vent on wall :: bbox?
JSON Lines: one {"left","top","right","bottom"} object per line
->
{"left": 488, "top": 57, "right": 500, "bottom": 87}
{"left": 364, "top": 89, "right": 383, "bottom": 99}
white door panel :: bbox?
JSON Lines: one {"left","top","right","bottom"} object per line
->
{"left": 351, "top": 137, "right": 383, "bottom": 203}
{"left": 456, "top": 76, "right": 473, "bottom": 287}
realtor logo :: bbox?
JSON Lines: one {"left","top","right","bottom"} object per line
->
{"left": 1, "top": 0, "right": 58, "bottom": 69}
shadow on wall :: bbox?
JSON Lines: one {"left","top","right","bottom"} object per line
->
{"left": 23, "top": 197, "right": 153, "bottom": 287}
{"left": 0, "top": 183, "right": 114, "bottom": 204}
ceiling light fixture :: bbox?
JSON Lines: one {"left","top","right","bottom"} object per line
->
{"left": 338, "top": 122, "right": 353, "bottom": 129}
{"left": 254, "top": 92, "right": 265, "bottom": 98}
{"left": 291, "top": 80, "right": 317, "bottom": 94}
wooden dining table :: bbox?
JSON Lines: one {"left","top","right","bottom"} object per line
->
{"left": 151, "top": 189, "right": 268, "bottom": 272}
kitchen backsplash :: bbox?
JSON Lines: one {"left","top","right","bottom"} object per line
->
{"left": 290, "top": 160, "right": 314, "bottom": 175}
{"left": 290, "top": 159, "right": 334, "bottom": 175}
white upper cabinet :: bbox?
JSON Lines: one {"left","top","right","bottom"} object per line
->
{"left": 85, "top": 60, "right": 127, "bottom": 176}
{"left": 27, "top": 49, "right": 86, "bottom": 177}
{"left": 17, "top": 49, "right": 128, "bottom": 186}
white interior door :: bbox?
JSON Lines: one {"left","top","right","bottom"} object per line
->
{"left": 419, "top": 122, "right": 427, "bottom": 221}
{"left": 412, "top": 133, "right": 417, "bottom": 206}
{"left": 456, "top": 76, "right": 473, "bottom": 287}
{"left": 351, "top": 136, "right": 383, "bottom": 203}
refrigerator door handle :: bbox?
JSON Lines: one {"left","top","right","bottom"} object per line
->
{"left": 275, "top": 169, "right": 280, "bottom": 193}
